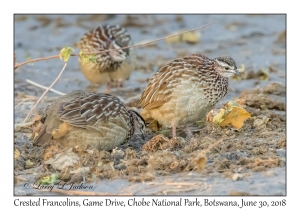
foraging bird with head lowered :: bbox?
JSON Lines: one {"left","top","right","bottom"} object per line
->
{"left": 33, "top": 91, "right": 145, "bottom": 151}
{"left": 79, "top": 24, "right": 136, "bottom": 92}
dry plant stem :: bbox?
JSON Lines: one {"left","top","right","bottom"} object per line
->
{"left": 23, "top": 63, "right": 67, "bottom": 123}
{"left": 26, "top": 79, "right": 66, "bottom": 96}
{"left": 147, "top": 182, "right": 201, "bottom": 186}
{"left": 147, "top": 183, "right": 208, "bottom": 195}
{"left": 160, "top": 187, "right": 200, "bottom": 195}
{"left": 14, "top": 54, "right": 69, "bottom": 70}
{"left": 14, "top": 98, "right": 28, "bottom": 108}
{"left": 14, "top": 22, "right": 216, "bottom": 70}
{"left": 84, "top": 22, "right": 217, "bottom": 55}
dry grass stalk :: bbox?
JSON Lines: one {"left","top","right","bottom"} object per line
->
{"left": 26, "top": 79, "right": 66, "bottom": 96}
{"left": 23, "top": 63, "right": 67, "bottom": 122}
{"left": 148, "top": 182, "right": 208, "bottom": 195}
{"left": 14, "top": 22, "right": 216, "bottom": 70}
{"left": 147, "top": 181, "right": 201, "bottom": 186}
{"left": 14, "top": 98, "right": 28, "bottom": 108}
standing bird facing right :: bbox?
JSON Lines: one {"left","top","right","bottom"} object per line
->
{"left": 79, "top": 24, "right": 136, "bottom": 92}
{"left": 139, "top": 54, "right": 241, "bottom": 139}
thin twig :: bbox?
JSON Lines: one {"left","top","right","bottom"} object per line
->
{"left": 14, "top": 54, "right": 65, "bottom": 70}
{"left": 14, "top": 22, "right": 216, "bottom": 70}
{"left": 23, "top": 63, "right": 67, "bottom": 122}
{"left": 147, "top": 182, "right": 201, "bottom": 186}
{"left": 161, "top": 187, "right": 201, "bottom": 195}
{"left": 26, "top": 79, "right": 66, "bottom": 96}
{"left": 14, "top": 98, "right": 28, "bottom": 108}
{"left": 85, "top": 21, "right": 216, "bottom": 55}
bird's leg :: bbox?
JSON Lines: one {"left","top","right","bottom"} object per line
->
{"left": 117, "top": 80, "right": 121, "bottom": 88}
{"left": 185, "top": 125, "right": 194, "bottom": 139}
{"left": 172, "top": 126, "right": 177, "bottom": 139}
{"left": 104, "top": 82, "right": 111, "bottom": 93}
{"left": 117, "top": 80, "right": 124, "bottom": 88}
{"left": 206, "top": 110, "right": 214, "bottom": 122}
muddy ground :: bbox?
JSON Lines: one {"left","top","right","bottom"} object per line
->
{"left": 14, "top": 14, "right": 286, "bottom": 195}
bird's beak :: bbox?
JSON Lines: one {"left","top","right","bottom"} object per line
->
{"left": 234, "top": 69, "right": 242, "bottom": 78}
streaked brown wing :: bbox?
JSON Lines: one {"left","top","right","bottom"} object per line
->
{"left": 139, "top": 54, "right": 214, "bottom": 109}
{"left": 79, "top": 25, "right": 131, "bottom": 61}
{"left": 58, "top": 92, "right": 129, "bottom": 128}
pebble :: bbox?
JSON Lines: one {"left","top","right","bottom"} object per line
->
{"left": 276, "top": 149, "right": 286, "bottom": 157}
{"left": 232, "top": 173, "right": 244, "bottom": 181}
{"left": 263, "top": 171, "right": 276, "bottom": 177}
{"left": 225, "top": 130, "right": 233, "bottom": 136}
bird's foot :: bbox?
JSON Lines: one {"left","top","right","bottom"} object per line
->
{"left": 117, "top": 81, "right": 124, "bottom": 88}
{"left": 206, "top": 110, "right": 215, "bottom": 122}
{"left": 103, "top": 83, "right": 111, "bottom": 94}
{"left": 185, "top": 125, "right": 194, "bottom": 140}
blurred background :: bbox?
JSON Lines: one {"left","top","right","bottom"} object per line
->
{"left": 14, "top": 14, "right": 285, "bottom": 99}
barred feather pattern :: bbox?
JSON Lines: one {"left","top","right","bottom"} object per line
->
{"left": 140, "top": 54, "right": 228, "bottom": 110}
{"left": 33, "top": 91, "right": 144, "bottom": 150}
{"left": 79, "top": 24, "right": 131, "bottom": 73}
{"left": 58, "top": 92, "right": 131, "bottom": 126}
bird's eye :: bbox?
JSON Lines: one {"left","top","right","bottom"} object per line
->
{"left": 225, "top": 67, "right": 229, "bottom": 70}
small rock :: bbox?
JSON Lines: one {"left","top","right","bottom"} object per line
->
{"left": 276, "top": 149, "right": 286, "bottom": 157}
{"left": 111, "top": 149, "right": 125, "bottom": 159}
{"left": 263, "top": 171, "right": 276, "bottom": 177}
{"left": 232, "top": 173, "right": 244, "bottom": 181}
{"left": 15, "top": 175, "right": 28, "bottom": 184}
{"left": 114, "top": 163, "right": 126, "bottom": 170}
{"left": 253, "top": 119, "right": 264, "bottom": 128}
{"left": 225, "top": 130, "right": 233, "bottom": 136}
{"left": 253, "top": 117, "right": 269, "bottom": 130}
{"left": 221, "top": 151, "right": 248, "bottom": 161}
{"left": 44, "top": 148, "right": 79, "bottom": 171}
{"left": 111, "top": 149, "right": 125, "bottom": 165}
